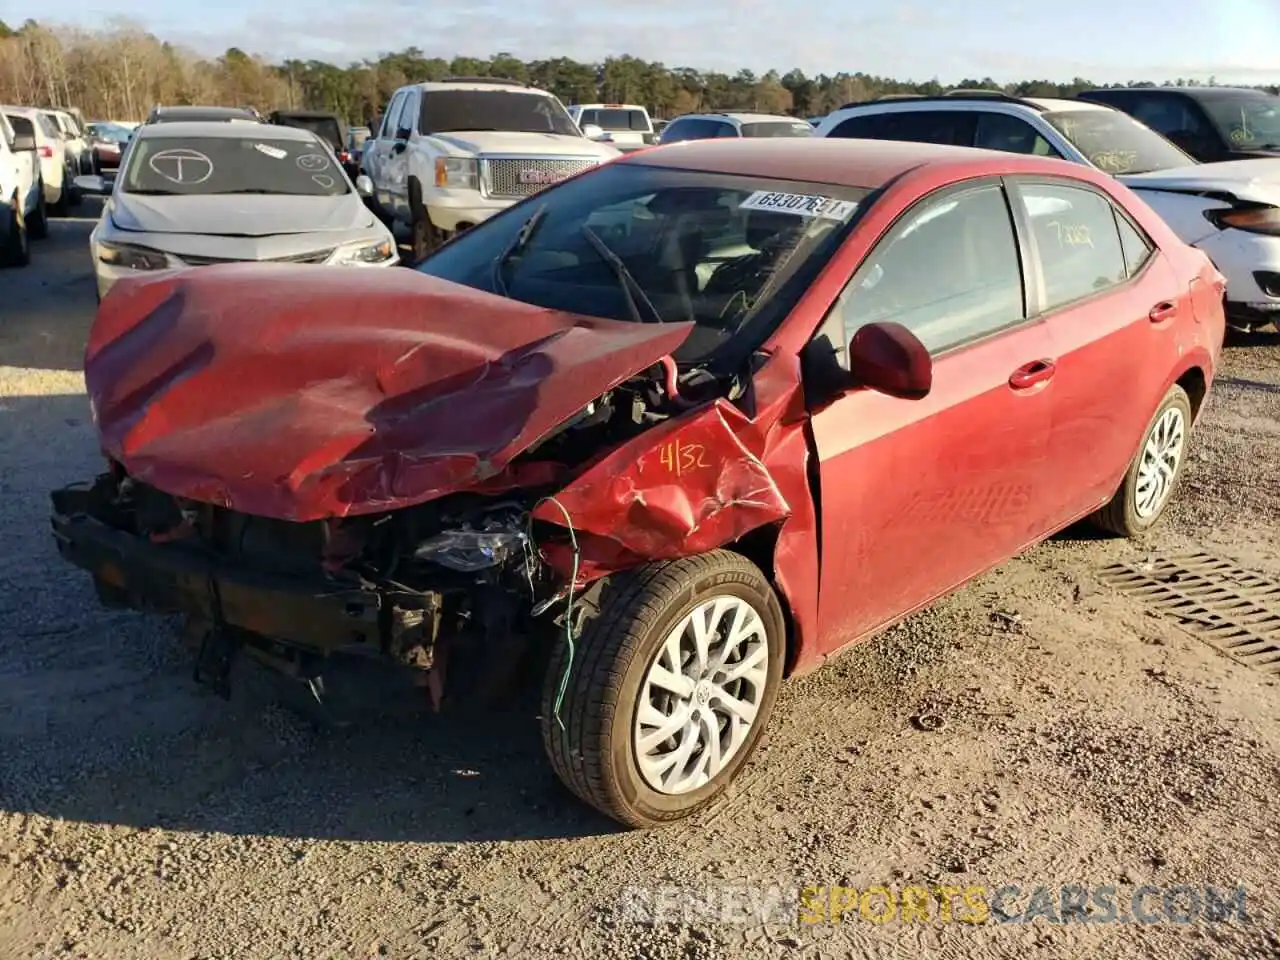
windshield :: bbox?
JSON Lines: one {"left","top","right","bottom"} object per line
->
{"left": 348, "top": 128, "right": 371, "bottom": 149}
{"left": 582, "top": 108, "right": 651, "bottom": 132}
{"left": 273, "top": 115, "right": 343, "bottom": 151}
{"left": 1200, "top": 95, "right": 1280, "bottom": 149}
{"left": 1043, "top": 109, "right": 1194, "bottom": 174}
{"left": 121, "top": 135, "right": 351, "bottom": 196}
{"left": 416, "top": 162, "right": 869, "bottom": 362}
{"left": 419, "top": 91, "right": 580, "bottom": 136}
{"left": 741, "top": 121, "right": 814, "bottom": 138}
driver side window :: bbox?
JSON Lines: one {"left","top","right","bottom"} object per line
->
{"left": 833, "top": 183, "right": 1026, "bottom": 355}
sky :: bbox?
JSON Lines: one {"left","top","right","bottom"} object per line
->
{"left": 4, "top": 0, "right": 1279, "bottom": 84}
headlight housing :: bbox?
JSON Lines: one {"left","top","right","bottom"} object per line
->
{"left": 97, "top": 240, "right": 169, "bottom": 270}
{"left": 412, "top": 526, "right": 529, "bottom": 572}
{"left": 330, "top": 238, "right": 397, "bottom": 266}
{"left": 1206, "top": 203, "right": 1280, "bottom": 236}
{"left": 434, "top": 157, "right": 478, "bottom": 190}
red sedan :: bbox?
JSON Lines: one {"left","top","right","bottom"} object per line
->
{"left": 51, "top": 138, "right": 1224, "bottom": 828}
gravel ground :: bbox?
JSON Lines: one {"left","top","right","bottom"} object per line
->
{"left": 2, "top": 207, "right": 1279, "bottom": 959}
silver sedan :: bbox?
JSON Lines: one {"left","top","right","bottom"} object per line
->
{"left": 76, "top": 120, "right": 398, "bottom": 301}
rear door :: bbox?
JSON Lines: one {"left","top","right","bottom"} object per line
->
{"left": 807, "top": 178, "right": 1056, "bottom": 655}
{"left": 387, "top": 90, "right": 420, "bottom": 220}
{"left": 1007, "top": 175, "right": 1184, "bottom": 526}
{"left": 366, "top": 91, "right": 405, "bottom": 205}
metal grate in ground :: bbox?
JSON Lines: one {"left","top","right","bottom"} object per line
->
{"left": 1097, "top": 552, "right": 1280, "bottom": 675}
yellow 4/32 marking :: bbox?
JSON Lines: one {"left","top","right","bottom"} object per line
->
{"left": 658, "top": 439, "right": 711, "bottom": 477}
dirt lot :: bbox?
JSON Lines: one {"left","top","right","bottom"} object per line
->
{"left": 1, "top": 207, "right": 1279, "bottom": 960}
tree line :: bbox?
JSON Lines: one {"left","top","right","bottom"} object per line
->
{"left": 1, "top": 18, "right": 1275, "bottom": 128}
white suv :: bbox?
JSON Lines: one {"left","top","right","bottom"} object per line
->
{"left": 0, "top": 112, "right": 44, "bottom": 266}
{"left": 816, "top": 92, "right": 1280, "bottom": 331}
{"left": 363, "top": 77, "right": 620, "bottom": 262}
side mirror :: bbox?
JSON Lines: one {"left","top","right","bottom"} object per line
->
{"left": 354, "top": 174, "right": 374, "bottom": 197}
{"left": 74, "top": 174, "right": 109, "bottom": 195}
{"left": 12, "top": 133, "right": 36, "bottom": 152}
{"left": 847, "top": 321, "right": 932, "bottom": 399}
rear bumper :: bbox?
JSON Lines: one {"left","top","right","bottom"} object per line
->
{"left": 50, "top": 482, "right": 410, "bottom": 661}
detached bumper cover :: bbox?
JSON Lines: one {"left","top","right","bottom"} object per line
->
{"left": 50, "top": 482, "right": 394, "bottom": 657}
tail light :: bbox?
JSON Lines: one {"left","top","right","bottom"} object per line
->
{"left": 338, "top": 151, "right": 350, "bottom": 163}
{"left": 1206, "top": 202, "right": 1280, "bottom": 236}
{"left": 38, "top": 145, "right": 53, "bottom": 158}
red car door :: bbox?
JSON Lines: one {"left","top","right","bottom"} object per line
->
{"left": 804, "top": 179, "right": 1057, "bottom": 656}
{"left": 1008, "top": 177, "right": 1187, "bottom": 529}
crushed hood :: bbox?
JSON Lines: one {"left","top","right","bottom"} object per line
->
{"left": 1121, "top": 158, "right": 1280, "bottom": 204}
{"left": 86, "top": 266, "right": 693, "bottom": 520}
{"left": 111, "top": 193, "right": 374, "bottom": 237}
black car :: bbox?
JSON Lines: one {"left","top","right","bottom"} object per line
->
{"left": 267, "top": 110, "right": 358, "bottom": 180}
{"left": 1078, "top": 86, "right": 1280, "bottom": 163}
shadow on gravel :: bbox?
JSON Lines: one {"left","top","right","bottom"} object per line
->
{"left": 1216, "top": 375, "right": 1280, "bottom": 395}
{"left": 0, "top": 394, "right": 621, "bottom": 846}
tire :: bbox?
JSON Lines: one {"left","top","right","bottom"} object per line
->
{"left": 29, "top": 185, "right": 49, "bottom": 239}
{"left": 408, "top": 180, "right": 440, "bottom": 265}
{"left": 1090, "top": 384, "right": 1193, "bottom": 538}
{"left": 541, "top": 550, "right": 786, "bottom": 828}
{"left": 50, "top": 182, "right": 68, "bottom": 218}
{"left": 0, "top": 194, "right": 30, "bottom": 267}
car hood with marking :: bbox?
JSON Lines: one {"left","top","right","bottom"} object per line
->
{"left": 428, "top": 130, "right": 620, "bottom": 160}
{"left": 86, "top": 265, "right": 695, "bottom": 521}
{"left": 110, "top": 192, "right": 377, "bottom": 237}
{"left": 1120, "top": 158, "right": 1280, "bottom": 205}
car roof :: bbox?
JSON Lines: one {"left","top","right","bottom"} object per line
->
{"left": 407, "top": 80, "right": 549, "bottom": 95}
{"left": 573, "top": 103, "right": 647, "bottom": 110}
{"left": 624, "top": 137, "right": 1070, "bottom": 189}
{"left": 152, "top": 106, "right": 258, "bottom": 120}
{"left": 676, "top": 112, "right": 803, "bottom": 124}
{"left": 1085, "top": 85, "right": 1275, "bottom": 100}
{"left": 133, "top": 121, "right": 319, "bottom": 141}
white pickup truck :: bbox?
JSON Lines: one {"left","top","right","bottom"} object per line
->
{"left": 0, "top": 112, "right": 46, "bottom": 267}
{"left": 363, "top": 78, "right": 620, "bottom": 263}
{"left": 566, "top": 103, "right": 656, "bottom": 152}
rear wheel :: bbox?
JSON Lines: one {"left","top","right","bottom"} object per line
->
{"left": 408, "top": 180, "right": 441, "bottom": 265}
{"left": 1090, "top": 384, "right": 1192, "bottom": 538}
{"left": 541, "top": 550, "right": 785, "bottom": 828}
{"left": 29, "top": 185, "right": 49, "bottom": 239}
{"left": 1, "top": 194, "right": 30, "bottom": 267}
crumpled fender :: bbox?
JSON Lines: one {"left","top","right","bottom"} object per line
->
{"left": 534, "top": 351, "right": 822, "bottom": 674}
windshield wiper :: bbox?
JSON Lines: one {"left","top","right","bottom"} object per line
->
{"left": 491, "top": 204, "right": 548, "bottom": 296}
{"left": 579, "top": 224, "right": 663, "bottom": 323}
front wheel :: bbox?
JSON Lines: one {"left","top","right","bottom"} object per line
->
{"left": 1090, "top": 383, "right": 1192, "bottom": 538}
{"left": 0, "top": 194, "right": 29, "bottom": 267}
{"left": 541, "top": 550, "right": 785, "bottom": 828}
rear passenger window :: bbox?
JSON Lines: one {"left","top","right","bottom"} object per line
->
{"left": 827, "top": 115, "right": 891, "bottom": 139}
{"left": 836, "top": 183, "right": 1025, "bottom": 354}
{"left": 1018, "top": 182, "right": 1129, "bottom": 311}
{"left": 1115, "top": 213, "right": 1155, "bottom": 276}
{"left": 974, "top": 113, "right": 1060, "bottom": 156}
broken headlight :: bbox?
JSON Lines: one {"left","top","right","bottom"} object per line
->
{"left": 412, "top": 525, "right": 529, "bottom": 572}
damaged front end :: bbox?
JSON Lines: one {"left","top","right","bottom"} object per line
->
{"left": 51, "top": 356, "right": 771, "bottom": 709}
{"left": 50, "top": 467, "right": 557, "bottom": 707}
{"left": 53, "top": 265, "right": 805, "bottom": 709}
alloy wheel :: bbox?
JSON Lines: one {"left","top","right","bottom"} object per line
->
{"left": 634, "top": 595, "right": 770, "bottom": 795}
{"left": 1135, "top": 406, "right": 1186, "bottom": 518}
